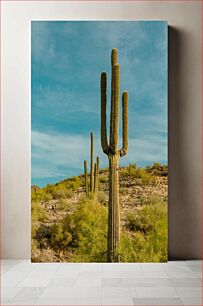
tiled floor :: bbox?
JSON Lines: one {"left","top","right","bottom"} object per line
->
{"left": 1, "top": 260, "right": 202, "bottom": 305}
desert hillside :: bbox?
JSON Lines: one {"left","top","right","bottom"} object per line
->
{"left": 31, "top": 163, "right": 168, "bottom": 263}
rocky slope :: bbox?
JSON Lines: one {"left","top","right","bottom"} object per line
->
{"left": 31, "top": 164, "right": 168, "bottom": 262}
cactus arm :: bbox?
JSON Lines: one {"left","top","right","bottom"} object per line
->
{"left": 101, "top": 72, "right": 109, "bottom": 155}
{"left": 96, "top": 156, "right": 99, "bottom": 177}
{"left": 120, "top": 91, "right": 128, "bottom": 157}
{"left": 90, "top": 132, "right": 94, "bottom": 193}
{"left": 110, "top": 48, "right": 118, "bottom": 148}
{"left": 111, "top": 64, "right": 120, "bottom": 153}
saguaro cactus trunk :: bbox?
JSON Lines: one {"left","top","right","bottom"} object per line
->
{"left": 100, "top": 48, "right": 128, "bottom": 262}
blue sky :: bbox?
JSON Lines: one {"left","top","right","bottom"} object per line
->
{"left": 31, "top": 21, "right": 168, "bottom": 187}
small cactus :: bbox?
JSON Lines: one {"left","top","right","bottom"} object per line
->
{"left": 84, "top": 160, "right": 89, "bottom": 196}
{"left": 84, "top": 132, "right": 100, "bottom": 197}
{"left": 90, "top": 132, "right": 94, "bottom": 193}
{"left": 94, "top": 156, "right": 100, "bottom": 195}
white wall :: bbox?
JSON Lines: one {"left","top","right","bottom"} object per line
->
{"left": 1, "top": 1, "right": 202, "bottom": 259}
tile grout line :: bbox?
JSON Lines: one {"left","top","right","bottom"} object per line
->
{"left": 3, "top": 260, "right": 37, "bottom": 290}
{"left": 101, "top": 263, "right": 103, "bottom": 306}
{"left": 33, "top": 263, "right": 60, "bottom": 305}
{"left": 164, "top": 264, "right": 202, "bottom": 305}
{"left": 166, "top": 275, "right": 184, "bottom": 305}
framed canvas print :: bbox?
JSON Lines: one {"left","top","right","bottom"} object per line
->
{"left": 31, "top": 21, "right": 168, "bottom": 263}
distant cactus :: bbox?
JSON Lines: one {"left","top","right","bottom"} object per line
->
{"left": 84, "top": 132, "right": 100, "bottom": 197}
{"left": 100, "top": 48, "right": 128, "bottom": 262}
{"left": 84, "top": 160, "right": 89, "bottom": 197}
{"left": 94, "top": 156, "right": 100, "bottom": 195}
{"left": 90, "top": 132, "right": 94, "bottom": 193}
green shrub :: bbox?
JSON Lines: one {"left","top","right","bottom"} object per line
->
{"left": 31, "top": 202, "right": 48, "bottom": 222}
{"left": 120, "top": 187, "right": 127, "bottom": 194}
{"left": 31, "top": 189, "right": 46, "bottom": 202}
{"left": 118, "top": 200, "right": 168, "bottom": 262}
{"left": 52, "top": 189, "right": 67, "bottom": 199}
{"left": 66, "top": 176, "right": 82, "bottom": 190}
{"left": 140, "top": 195, "right": 165, "bottom": 206}
{"left": 121, "top": 164, "right": 156, "bottom": 185}
{"left": 146, "top": 163, "right": 168, "bottom": 177}
{"left": 44, "top": 193, "right": 53, "bottom": 202}
{"left": 99, "top": 175, "right": 106, "bottom": 183}
{"left": 97, "top": 191, "right": 108, "bottom": 205}
{"left": 43, "top": 197, "right": 108, "bottom": 262}
{"left": 49, "top": 223, "right": 72, "bottom": 249}
{"left": 58, "top": 199, "right": 72, "bottom": 211}
{"left": 62, "top": 198, "right": 108, "bottom": 262}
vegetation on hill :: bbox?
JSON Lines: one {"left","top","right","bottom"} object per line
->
{"left": 31, "top": 163, "right": 168, "bottom": 262}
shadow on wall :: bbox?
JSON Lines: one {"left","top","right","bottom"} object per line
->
{"left": 168, "top": 26, "right": 202, "bottom": 260}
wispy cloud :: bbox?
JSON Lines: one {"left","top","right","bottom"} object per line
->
{"left": 31, "top": 22, "right": 56, "bottom": 62}
{"left": 32, "top": 130, "right": 104, "bottom": 179}
{"left": 32, "top": 130, "right": 167, "bottom": 184}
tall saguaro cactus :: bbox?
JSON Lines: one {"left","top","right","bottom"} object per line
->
{"left": 100, "top": 48, "right": 128, "bottom": 262}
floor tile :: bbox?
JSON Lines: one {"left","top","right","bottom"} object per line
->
{"left": 134, "top": 286, "right": 178, "bottom": 298}
{"left": 102, "top": 277, "right": 123, "bottom": 287}
{"left": 15, "top": 287, "right": 45, "bottom": 298}
{"left": 133, "top": 297, "right": 183, "bottom": 305}
{"left": 74, "top": 271, "right": 102, "bottom": 287}
{"left": 193, "top": 271, "right": 202, "bottom": 279}
{"left": 123, "top": 277, "right": 172, "bottom": 287}
{"left": 103, "top": 263, "right": 141, "bottom": 269}
{"left": 81, "top": 263, "right": 103, "bottom": 272}
{"left": 41, "top": 286, "right": 101, "bottom": 298}
{"left": 180, "top": 296, "right": 202, "bottom": 305}
{"left": 1, "top": 299, "right": 10, "bottom": 305}
{"left": 17, "top": 265, "right": 59, "bottom": 287}
{"left": 47, "top": 277, "right": 76, "bottom": 288}
{"left": 163, "top": 265, "right": 192, "bottom": 272}
{"left": 186, "top": 260, "right": 202, "bottom": 266}
{"left": 35, "top": 297, "right": 102, "bottom": 305}
{"left": 1, "top": 265, "right": 15, "bottom": 274}
{"left": 167, "top": 271, "right": 197, "bottom": 279}
{"left": 0, "top": 259, "right": 26, "bottom": 265}
{"left": 102, "top": 297, "right": 134, "bottom": 305}
{"left": 78, "top": 271, "right": 102, "bottom": 279}
{"left": 175, "top": 287, "right": 202, "bottom": 298}
{"left": 2, "top": 287, "right": 22, "bottom": 299}
{"left": 140, "top": 263, "right": 165, "bottom": 272}
{"left": 3, "top": 296, "right": 39, "bottom": 305}
{"left": 75, "top": 277, "right": 102, "bottom": 287}
{"left": 2, "top": 262, "right": 36, "bottom": 287}
{"left": 54, "top": 265, "right": 81, "bottom": 278}
{"left": 102, "top": 286, "right": 132, "bottom": 298}
{"left": 170, "top": 277, "right": 202, "bottom": 287}
{"left": 188, "top": 264, "right": 202, "bottom": 272}
{"left": 103, "top": 270, "right": 144, "bottom": 278}
{"left": 143, "top": 271, "right": 168, "bottom": 278}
